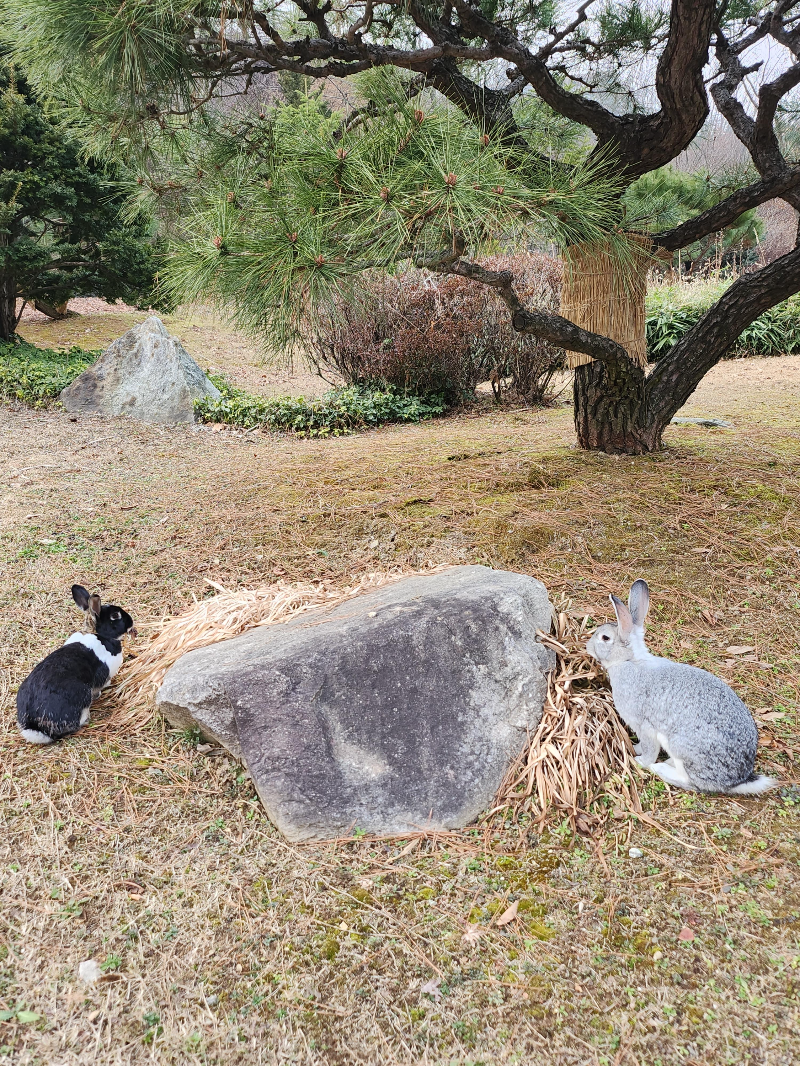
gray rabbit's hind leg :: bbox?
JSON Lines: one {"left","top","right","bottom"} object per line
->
{"left": 649, "top": 758, "right": 694, "bottom": 791}
{"left": 634, "top": 729, "right": 661, "bottom": 768}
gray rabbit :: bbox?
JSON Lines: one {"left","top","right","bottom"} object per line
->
{"left": 586, "top": 579, "right": 775, "bottom": 795}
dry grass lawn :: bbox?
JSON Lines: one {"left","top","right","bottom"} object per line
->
{"left": 1, "top": 311, "right": 800, "bottom": 1065}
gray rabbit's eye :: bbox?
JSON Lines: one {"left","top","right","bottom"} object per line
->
{"left": 601, "top": 634, "right": 610, "bottom": 641}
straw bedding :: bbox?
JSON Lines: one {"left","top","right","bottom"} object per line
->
{"left": 110, "top": 575, "right": 642, "bottom": 833}
{"left": 112, "top": 569, "right": 436, "bottom": 727}
{"left": 487, "top": 601, "right": 645, "bottom": 834}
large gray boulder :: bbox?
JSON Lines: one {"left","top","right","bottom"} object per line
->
{"left": 157, "top": 565, "right": 554, "bottom": 841}
{"left": 61, "top": 315, "right": 220, "bottom": 424}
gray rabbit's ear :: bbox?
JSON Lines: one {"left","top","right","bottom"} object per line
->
{"left": 610, "top": 594, "right": 633, "bottom": 642}
{"left": 628, "top": 579, "right": 650, "bottom": 626}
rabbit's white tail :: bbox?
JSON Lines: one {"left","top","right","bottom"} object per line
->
{"left": 729, "top": 774, "right": 778, "bottom": 795}
{"left": 19, "top": 728, "right": 54, "bottom": 745}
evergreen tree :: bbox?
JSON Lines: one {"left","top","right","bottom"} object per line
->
{"left": 0, "top": 60, "right": 161, "bottom": 340}
{"left": 624, "top": 167, "right": 763, "bottom": 275}
{"left": 6, "top": 2, "right": 800, "bottom": 452}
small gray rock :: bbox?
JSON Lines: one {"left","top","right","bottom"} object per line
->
{"left": 61, "top": 316, "right": 220, "bottom": 424}
{"left": 157, "top": 565, "right": 554, "bottom": 841}
{"left": 670, "top": 417, "right": 732, "bottom": 429}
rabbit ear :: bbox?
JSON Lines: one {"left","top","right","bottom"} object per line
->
{"left": 72, "top": 585, "right": 101, "bottom": 618}
{"left": 71, "top": 585, "right": 91, "bottom": 611}
{"left": 610, "top": 595, "right": 634, "bottom": 642}
{"left": 628, "top": 579, "right": 650, "bottom": 626}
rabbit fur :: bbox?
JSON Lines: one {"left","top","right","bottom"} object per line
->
{"left": 586, "top": 580, "right": 775, "bottom": 795}
{"left": 17, "top": 585, "right": 135, "bottom": 744}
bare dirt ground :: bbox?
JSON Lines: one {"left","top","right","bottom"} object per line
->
{"left": 1, "top": 327, "right": 799, "bottom": 1064}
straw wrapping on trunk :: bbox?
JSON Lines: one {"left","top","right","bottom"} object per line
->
{"left": 560, "top": 236, "right": 651, "bottom": 370}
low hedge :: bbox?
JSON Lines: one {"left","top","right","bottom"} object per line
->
{"left": 0, "top": 339, "right": 99, "bottom": 405}
{"left": 194, "top": 377, "right": 446, "bottom": 437}
{"left": 646, "top": 284, "right": 800, "bottom": 360}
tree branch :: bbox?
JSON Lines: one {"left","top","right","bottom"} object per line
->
{"left": 654, "top": 166, "right": 800, "bottom": 250}
{"left": 646, "top": 241, "right": 800, "bottom": 426}
{"left": 418, "top": 251, "right": 630, "bottom": 365}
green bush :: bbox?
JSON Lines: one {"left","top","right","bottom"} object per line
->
{"left": 0, "top": 339, "right": 98, "bottom": 404}
{"left": 646, "top": 283, "right": 800, "bottom": 360}
{"left": 195, "top": 377, "right": 446, "bottom": 437}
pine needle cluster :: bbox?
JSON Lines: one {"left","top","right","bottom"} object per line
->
{"left": 127, "top": 71, "right": 625, "bottom": 349}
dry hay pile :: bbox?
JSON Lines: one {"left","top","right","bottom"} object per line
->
{"left": 110, "top": 576, "right": 643, "bottom": 834}
{"left": 487, "top": 601, "right": 645, "bottom": 835}
{"left": 111, "top": 569, "right": 431, "bottom": 728}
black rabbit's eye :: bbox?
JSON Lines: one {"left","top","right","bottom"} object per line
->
{"left": 601, "top": 634, "right": 610, "bottom": 641}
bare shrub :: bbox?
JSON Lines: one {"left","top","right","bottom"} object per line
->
{"left": 307, "top": 253, "right": 564, "bottom": 405}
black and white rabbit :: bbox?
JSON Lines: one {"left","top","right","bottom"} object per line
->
{"left": 17, "top": 585, "right": 136, "bottom": 745}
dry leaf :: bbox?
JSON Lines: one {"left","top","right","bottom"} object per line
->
{"left": 726, "top": 646, "right": 756, "bottom": 655}
{"left": 385, "top": 838, "right": 420, "bottom": 865}
{"left": 496, "top": 900, "right": 519, "bottom": 927}
{"left": 758, "top": 711, "right": 785, "bottom": 722}
{"left": 678, "top": 926, "right": 695, "bottom": 942}
{"left": 461, "top": 925, "right": 482, "bottom": 946}
{"left": 420, "top": 977, "right": 442, "bottom": 1001}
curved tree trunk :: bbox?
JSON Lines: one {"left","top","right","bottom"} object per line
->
{"left": 34, "top": 298, "right": 70, "bottom": 319}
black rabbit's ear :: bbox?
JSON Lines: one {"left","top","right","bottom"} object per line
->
{"left": 628, "top": 579, "right": 650, "bottom": 626}
{"left": 71, "top": 585, "right": 90, "bottom": 611}
{"left": 72, "top": 585, "right": 101, "bottom": 618}
{"left": 610, "top": 594, "right": 633, "bottom": 642}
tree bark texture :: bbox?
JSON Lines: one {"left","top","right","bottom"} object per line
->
{"left": 573, "top": 359, "right": 652, "bottom": 455}
{"left": 0, "top": 271, "right": 17, "bottom": 342}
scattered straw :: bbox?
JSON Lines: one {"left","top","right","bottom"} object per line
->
{"left": 110, "top": 566, "right": 449, "bottom": 729}
{"left": 486, "top": 599, "right": 645, "bottom": 834}
{"left": 111, "top": 579, "right": 644, "bottom": 837}
{"left": 110, "top": 580, "right": 644, "bottom": 833}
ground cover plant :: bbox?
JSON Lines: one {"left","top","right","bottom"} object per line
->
{"left": 646, "top": 284, "right": 800, "bottom": 361}
{"left": 195, "top": 378, "right": 447, "bottom": 436}
{"left": 0, "top": 338, "right": 98, "bottom": 405}
{"left": 1, "top": 307, "right": 799, "bottom": 1064}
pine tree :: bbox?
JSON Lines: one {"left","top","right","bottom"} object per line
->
{"left": 0, "top": 60, "right": 162, "bottom": 340}
{"left": 6, "top": 2, "right": 800, "bottom": 452}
